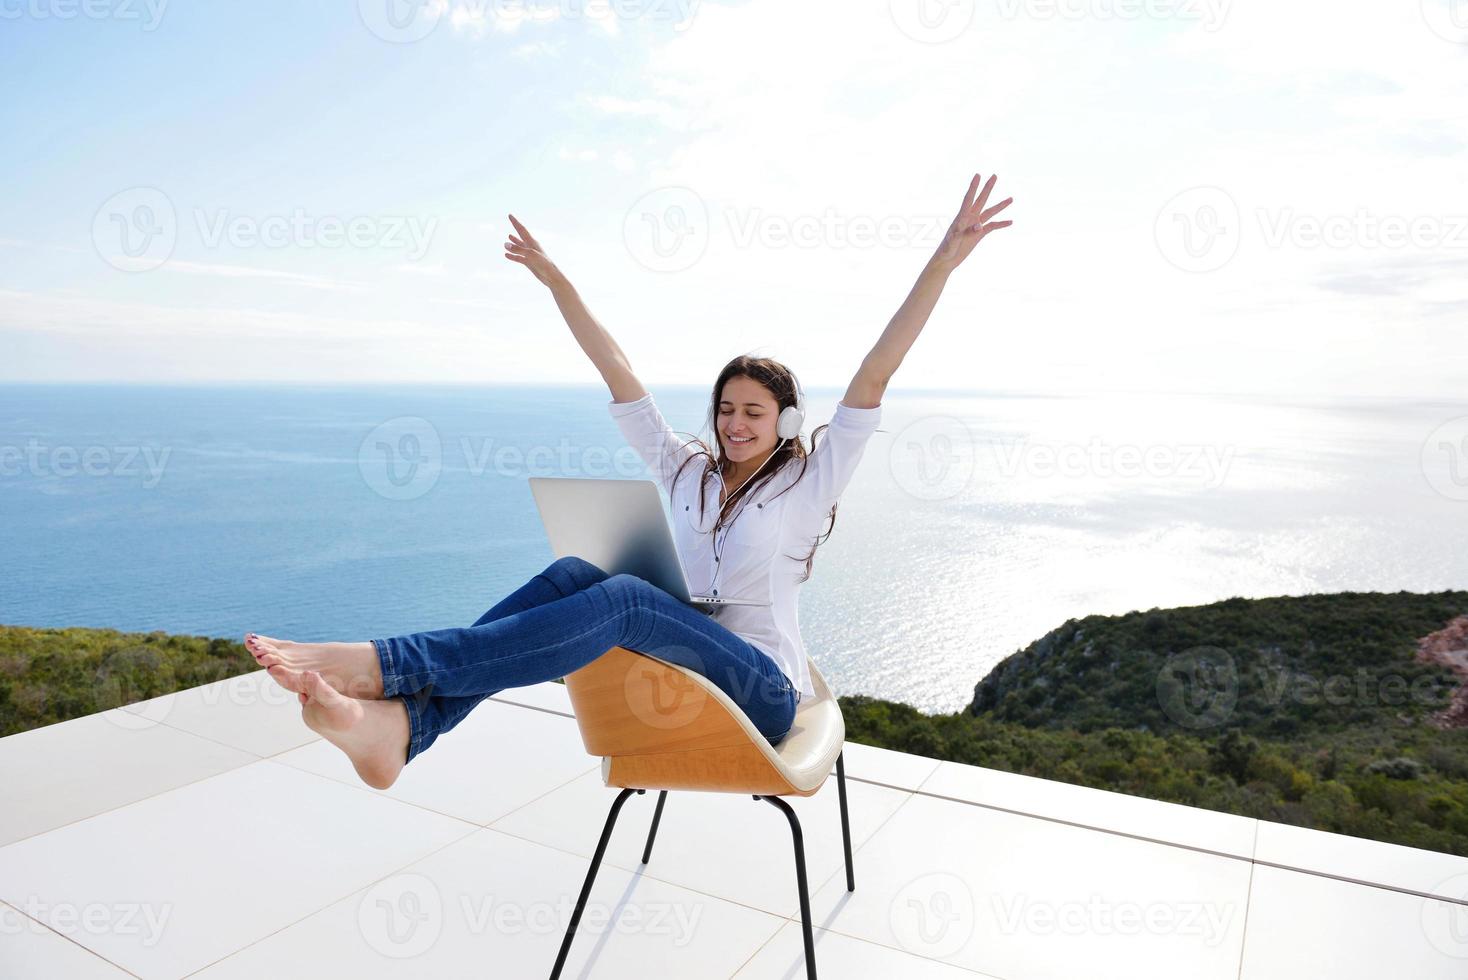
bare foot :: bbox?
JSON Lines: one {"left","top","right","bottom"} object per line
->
{"left": 245, "top": 633, "right": 385, "bottom": 700}
{"left": 270, "top": 665, "right": 410, "bottom": 790}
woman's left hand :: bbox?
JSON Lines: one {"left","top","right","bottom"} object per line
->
{"left": 932, "top": 172, "right": 1013, "bottom": 272}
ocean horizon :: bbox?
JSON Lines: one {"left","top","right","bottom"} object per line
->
{"left": 3, "top": 383, "right": 1465, "bottom": 714}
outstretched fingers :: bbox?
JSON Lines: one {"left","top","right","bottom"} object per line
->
{"left": 961, "top": 172, "right": 982, "bottom": 213}
{"left": 980, "top": 196, "right": 1013, "bottom": 223}
{"left": 968, "top": 173, "right": 998, "bottom": 219}
{"left": 507, "top": 213, "right": 541, "bottom": 250}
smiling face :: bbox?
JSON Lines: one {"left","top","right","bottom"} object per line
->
{"left": 717, "top": 374, "right": 781, "bottom": 465}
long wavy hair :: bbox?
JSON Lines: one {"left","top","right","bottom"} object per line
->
{"left": 666, "top": 354, "right": 836, "bottom": 583}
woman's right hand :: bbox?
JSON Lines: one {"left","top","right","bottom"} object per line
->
{"left": 503, "top": 214, "right": 566, "bottom": 290}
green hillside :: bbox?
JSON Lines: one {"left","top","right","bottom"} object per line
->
{"left": 5, "top": 591, "right": 1468, "bottom": 857}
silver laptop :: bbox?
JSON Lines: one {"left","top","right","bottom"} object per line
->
{"left": 528, "top": 476, "right": 771, "bottom": 610}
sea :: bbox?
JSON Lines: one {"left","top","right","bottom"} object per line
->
{"left": 2, "top": 383, "right": 1464, "bottom": 714}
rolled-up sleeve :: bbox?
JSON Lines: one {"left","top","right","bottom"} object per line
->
{"left": 791, "top": 400, "right": 882, "bottom": 523}
{"left": 608, "top": 392, "right": 701, "bottom": 497}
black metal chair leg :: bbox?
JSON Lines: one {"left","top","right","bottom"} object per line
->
{"left": 836, "top": 751, "right": 855, "bottom": 892}
{"left": 754, "top": 793, "right": 817, "bottom": 980}
{"left": 641, "top": 789, "right": 668, "bottom": 864}
{"left": 550, "top": 786, "right": 643, "bottom": 980}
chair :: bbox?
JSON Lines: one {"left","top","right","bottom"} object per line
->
{"left": 549, "top": 645, "right": 856, "bottom": 980}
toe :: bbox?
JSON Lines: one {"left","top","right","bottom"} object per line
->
{"left": 267, "top": 663, "right": 305, "bottom": 695}
{"left": 307, "top": 670, "right": 342, "bottom": 706}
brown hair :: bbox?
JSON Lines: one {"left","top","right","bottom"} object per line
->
{"left": 667, "top": 354, "right": 836, "bottom": 583}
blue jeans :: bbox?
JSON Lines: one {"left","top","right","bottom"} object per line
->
{"left": 371, "top": 556, "right": 799, "bottom": 765}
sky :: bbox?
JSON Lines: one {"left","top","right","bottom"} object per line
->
{"left": 2, "top": 0, "right": 1465, "bottom": 398}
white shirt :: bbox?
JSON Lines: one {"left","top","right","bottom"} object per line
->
{"left": 607, "top": 391, "right": 882, "bottom": 701}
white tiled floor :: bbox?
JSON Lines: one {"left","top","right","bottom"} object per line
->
{"left": 1, "top": 673, "right": 1465, "bottom": 979}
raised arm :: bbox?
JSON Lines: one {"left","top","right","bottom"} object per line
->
{"left": 843, "top": 172, "right": 1013, "bottom": 409}
{"left": 503, "top": 214, "right": 648, "bottom": 404}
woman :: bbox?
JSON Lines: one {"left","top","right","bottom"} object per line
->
{"left": 245, "top": 172, "right": 1012, "bottom": 790}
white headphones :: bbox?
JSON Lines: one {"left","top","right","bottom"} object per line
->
{"left": 699, "top": 376, "right": 805, "bottom": 596}
{"left": 705, "top": 377, "right": 806, "bottom": 501}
